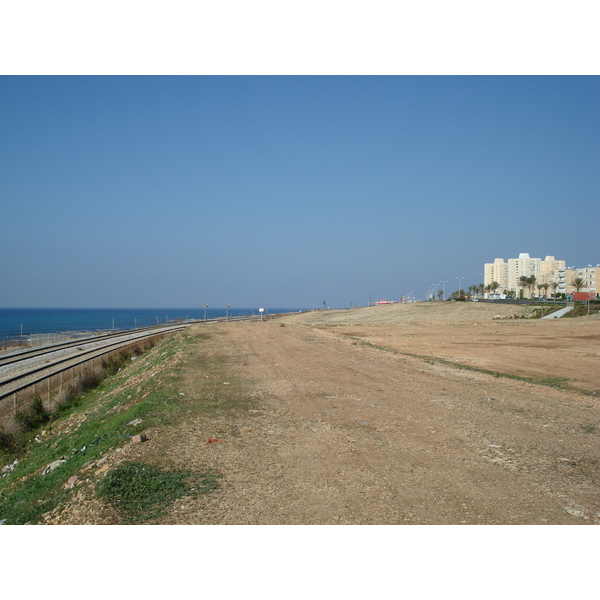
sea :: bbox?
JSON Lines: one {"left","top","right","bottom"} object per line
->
{"left": 0, "top": 307, "right": 310, "bottom": 341}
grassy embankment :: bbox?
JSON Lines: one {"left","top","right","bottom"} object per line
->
{"left": 563, "top": 301, "right": 600, "bottom": 318}
{"left": 0, "top": 327, "right": 248, "bottom": 524}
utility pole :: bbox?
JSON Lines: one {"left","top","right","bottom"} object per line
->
{"left": 456, "top": 276, "right": 463, "bottom": 299}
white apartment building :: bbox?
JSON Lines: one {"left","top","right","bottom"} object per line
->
{"left": 484, "top": 253, "right": 566, "bottom": 296}
{"left": 507, "top": 253, "right": 543, "bottom": 291}
{"left": 540, "top": 256, "right": 565, "bottom": 278}
{"left": 483, "top": 258, "right": 508, "bottom": 290}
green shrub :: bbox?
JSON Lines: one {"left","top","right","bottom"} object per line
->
{"left": 14, "top": 397, "right": 50, "bottom": 431}
{"left": 0, "top": 429, "right": 22, "bottom": 454}
{"left": 96, "top": 461, "right": 220, "bottom": 522}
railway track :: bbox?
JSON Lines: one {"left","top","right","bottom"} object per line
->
{"left": 0, "top": 324, "right": 188, "bottom": 403}
{"left": 0, "top": 311, "right": 301, "bottom": 414}
{"left": 0, "top": 324, "right": 184, "bottom": 369}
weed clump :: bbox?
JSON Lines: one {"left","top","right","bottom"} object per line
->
{"left": 96, "top": 461, "right": 220, "bottom": 522}
{"left": 0, "top": 398, "right": 52, "bottom": 454}
{"left": 0, "top": 429, "right": 23, "bottom": 455}
{"left": 564, "top": 301, "right": 600, "bottom": 318}
{"left": 15, "top": 397, "right": 51, "bottom": 431}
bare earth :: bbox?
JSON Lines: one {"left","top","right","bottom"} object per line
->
{"left": 53, "top": 302, "right": 600, "bottom": 524}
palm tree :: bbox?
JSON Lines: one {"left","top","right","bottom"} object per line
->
{"left": 519, "top": 275, "right": 529, "bottom": 299}
{"left": 550, "top": 280, "right": 560, "bottom": 299}
{"left": 528, "top": 275, "right": 537, "bottom": 299}
{"left": 437, "top": 289, "right": 444, "bottom": 301}
{"left": 571, "top": 276, "right": 585, "bottom": 292}
{"left": 541, "top": 282, "right": 549, "bottom": 299}
{"left": 537, "top": 283, "right": 544, "bottom": 298}
{"left": 484, "top": 282, "right": 500, "bottom": 298}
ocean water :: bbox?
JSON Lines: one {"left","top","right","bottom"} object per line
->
{"left": 0, "top": 307, "right": 309, "bottom": 340}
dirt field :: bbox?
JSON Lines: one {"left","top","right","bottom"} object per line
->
{"left": 280, "top": 302, "right": 600, "bottom": 394}
{"left": 52, "top": 302, "right": 600, "bottom": 524}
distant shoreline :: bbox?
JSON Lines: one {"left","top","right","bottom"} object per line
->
{"left": 0, "top": 307, "right": 311, "bottom": 341}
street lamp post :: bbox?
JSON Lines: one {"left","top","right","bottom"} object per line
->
{"left": 226, "top": 304, "right": 229, "bottom": 322}
{"left": 204, "top": 304, "right": 208, "bottom": 323}
{"left": 456, "top": 276, "right": 463, "bottom": 299}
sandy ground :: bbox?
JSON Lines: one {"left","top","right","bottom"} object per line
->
{"left": 280, "top": 303, "right": 600, "bottom": 394}
{"left": 52, "top": 302, "right": 600, "bottom": 525}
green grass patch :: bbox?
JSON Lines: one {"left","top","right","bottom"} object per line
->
{"left": 0, "top": 332, "right": 193, "bottom": 524}
{"left": 95, "top": 461, "right": 220, "bottom": 523}
{"left": 538, "top": 376, "right": 571, "bottom": 387}
{"left": 563, "top": 302, "right": 600, "bottom": 318}
{"left": 530, "top": 305, "right": 564, "bottom": 318}
{"left": 0, "top": 340, "right": 158, "bottom": 455}
{"left": 0, "top": 327, "right": 253, "bottom": 524}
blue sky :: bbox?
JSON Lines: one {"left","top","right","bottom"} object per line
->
{"left": 1, "top": 76, "right": 599, "bottom": 308}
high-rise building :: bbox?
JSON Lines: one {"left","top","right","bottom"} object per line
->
{"left": 507, "top": 252, "right": 541, "bottom": 292}
{"left": 485, "top": 252, "right": 598, "bottom": 298}
{"left": 540, "top": 256, "right": 565, "bottom": 278}
{"left": 484, "top": 253, "right": 566, "bottom": 297}
{"left": 483, "top": 258, "right": 508, "bottom": 290}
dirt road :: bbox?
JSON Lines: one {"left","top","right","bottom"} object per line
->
{"left": 146, "top": 307, "right": 600, "bottom": 525}
{"left": 49, "top": 303, "right": 599, "bottom": 525}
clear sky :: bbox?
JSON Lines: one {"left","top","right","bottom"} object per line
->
{"left": 1, "top": 75, "right": 599, "bottom": 308}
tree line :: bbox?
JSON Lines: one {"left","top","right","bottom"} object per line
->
{"left": 440, "top": 276, "right": 587, "bottom": 300}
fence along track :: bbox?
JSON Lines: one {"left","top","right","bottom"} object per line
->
{"left": 0, "top": 326, "right": 187, "bottom": 396}
{"left": 0, "top": 326, "right": 186, "bottom": 422}
{"left": 0, "top": 324, "right": 184, "bottom": 368}
{"left": 0, "top": 313, "right": 300, "bottom": 425}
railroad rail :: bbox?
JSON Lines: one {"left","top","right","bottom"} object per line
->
{"left": 0, "top": 324, "right": 185, "bottom": 369}
{"left": 0, "top": 325, "right": 188, "bottom": 419}
{"left": 0, "top": 311, "right": 304, "bottom": 420}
